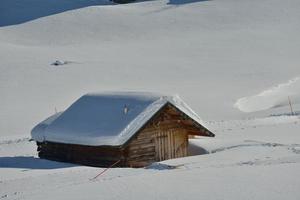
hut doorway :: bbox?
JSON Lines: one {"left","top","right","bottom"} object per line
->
{"left": 154, "top": 129, "right": 188, "bottom": 161}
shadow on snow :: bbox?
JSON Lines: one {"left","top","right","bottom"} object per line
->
{"left": 0, "top": 156, "right": 77, "bottom": 169}
{"left": 167, "top": 0, "right": 210, "bottom": 5}
{"left": 0, "top": 0, "right": 113, "bottom": 27}
{"left": 188, "top": 143, "right": 209, "bottom": 156}
{"left": 0, "top": 0, "right": 211, "bottom": 27}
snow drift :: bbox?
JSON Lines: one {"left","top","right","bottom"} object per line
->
{"left": 235, "top": 77, "right": 300, "bottom": 113}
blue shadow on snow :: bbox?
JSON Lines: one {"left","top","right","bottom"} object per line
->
{"left": 168, "top": 0, "right": 210, "bottom": 5}
{"left": 0, "top": 0, "right": 113, "bottom": 27}
{"left": 0, "top": 156, "right": 76, "bottom": 169}
{"left": 0, "top": 0, "right": 212, "bottom": 27}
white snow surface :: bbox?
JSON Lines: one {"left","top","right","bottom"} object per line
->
{"left": 1, "top": 117, "right": 300, "bottom": 200}
{"left": 1, "top": 0, "right": 300, "bottom": 199}
{"left": 1, "top": 0, "right": 300, "bottom": 137}
{"left": 31, "top": 92, "right": 207, "bottom": 146}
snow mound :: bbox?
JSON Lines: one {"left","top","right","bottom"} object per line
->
{"left": 145, "top": 163, "right": 180, "bottom": 170}
{"left": 51, "top": 60, "right": 73, "bottom": 66}
{"left": 234, "top": 77, "right": 300, "bottom": 112}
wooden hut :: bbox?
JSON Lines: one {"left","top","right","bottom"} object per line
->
{"left": 31, "top": 92, "right": 214, "bottom": 167}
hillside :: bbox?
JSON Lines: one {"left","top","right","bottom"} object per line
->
{"left": 0, "top": 0, "right": 300, "bottom": 199}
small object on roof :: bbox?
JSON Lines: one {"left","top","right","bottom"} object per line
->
{"left": 123, "top": 104, "right": 129, "bottom": 114}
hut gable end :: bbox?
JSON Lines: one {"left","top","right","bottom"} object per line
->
{"left": 125, "top": 104, "right": 206, "bottom": 167}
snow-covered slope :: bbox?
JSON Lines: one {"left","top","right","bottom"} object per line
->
{"left": 1, "top": 0, "right": 300, "bottom": 199}
{"left": 1, "top": 0, "right": 300, "bottom": 137}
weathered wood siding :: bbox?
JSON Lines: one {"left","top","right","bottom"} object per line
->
{"left": 155, "top": 129, "right": 188, "bottom": 161}
{"left": 154, "top": 128, "right": 188, "bottom": 161}
{"left": 37, "top": 142, "right": 125, "bottom": 167}
{"left": 125, "top": 105, "right": 191, "bottom": 167}
{"left": 125, "top": 126, "right": 156, "bottom": 167}
{"left": 125, "top": 125, "right": 189, "bottom": 167}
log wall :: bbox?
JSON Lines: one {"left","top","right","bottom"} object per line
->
{"left": 37, "top": 142, "right": 125, "bottom": 167}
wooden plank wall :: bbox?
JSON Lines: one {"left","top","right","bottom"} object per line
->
{"left": 125, "top": 104, "right": 201, "bottom": 167}
{"left": 125, "top": 126, "right": 156, "bottom": 167}
{"left": 154, "top": 128, "right": 188, "bottom": 161}
{"left": 126, "top": 124, "right": 189, "bottom": 167}
{"left": 37, "top": 142, "right": 125, "bottom": 167}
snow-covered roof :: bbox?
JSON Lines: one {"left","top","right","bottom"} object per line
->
{"left": 31, "top": 92, "right": 212, "bottom": 146}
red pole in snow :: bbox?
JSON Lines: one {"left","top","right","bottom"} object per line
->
{"left": 91, "top": 160, "right": 121, "bottom": 180}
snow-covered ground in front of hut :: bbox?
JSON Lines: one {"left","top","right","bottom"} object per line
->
{"left": 1, "top": 0, "right": 300, "bottom": 199}
{"left": 1, "top": 117, "right": 300, "bottom": 200}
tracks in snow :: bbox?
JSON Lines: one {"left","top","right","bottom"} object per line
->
{"left": 211, "top": 140, "right": 300, "bottom": 154}
{"left": 0, "top": 137, "right": 30, "bottom": 146}
{"left": 1, "top": 118, "right": 300, "bottom": 199}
